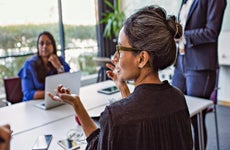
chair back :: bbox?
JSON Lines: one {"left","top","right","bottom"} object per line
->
{"left": 3, "top": 77, "right": 23, "bottom": 104}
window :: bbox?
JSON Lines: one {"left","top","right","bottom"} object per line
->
{"left": 0, "top": 0, "right": 97, "bottom": 94}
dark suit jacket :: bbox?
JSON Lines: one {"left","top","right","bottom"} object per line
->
{"left": 177, "top": 0, "right": 227, "bottom": 70}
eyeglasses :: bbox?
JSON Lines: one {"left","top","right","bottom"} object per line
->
{"left": 39, "top": 41, "right": 52, "bottom": 46}
{"left": 115, "top": 45, "right": 142, "bottom": 59}
{"left": 115, "top": 45, "right": 159, "bottom": 71}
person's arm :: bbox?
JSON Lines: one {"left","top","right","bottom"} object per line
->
{"left": 106, "top": 63, "right": 130, "bottom": 98}
{"left": 48, "top": 86, "right": 97, "bottom": 137}
{"left": 19, "top": 61, "right": 44, "bottom": 101}
{"left": 58, "top": 56, "right": 71, "bottom": 72}
{"left": 185, "top": 0, "right": 226, "bottom": 47}
{"left": 33, "top": 90, "right": 45, "bottom": 99}
{"left": 71, "top": 96, "right": 98, "bottom": 137}
{"left": 49, "top": 86, "right": 116, "bottom": 149}
{"left": 22, "top": 72, "right": 44, "bottom": 100}
{"left": 117, "top": 83, "right": 130, "bottom": 98}
{"left": 0, "top": 124, "right": 11, "bottom": 150}
{"left": 48, "top": 54, "right": 70, "bottom": 73}
{"left": 86, "top": 106, "right": 113, "bottom": 150}
{"left": 22, "top": 74, "right": 44, "bottom": 100}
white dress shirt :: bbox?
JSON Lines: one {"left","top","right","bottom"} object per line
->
{"left": 178, "top": 0, "right": 194, "bottom": 54}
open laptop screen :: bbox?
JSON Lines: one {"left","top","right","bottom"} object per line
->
{"left": 34, "top": 71, "right": 81, "bottom": 110}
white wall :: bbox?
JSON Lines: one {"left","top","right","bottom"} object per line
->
{"left": 121, "top": 0, "right": 180, "bottom": 18}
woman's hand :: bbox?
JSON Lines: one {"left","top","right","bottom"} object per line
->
{"left": 48, "top": 84, "right": 78, "bottom": 106}
{"left": 106, "top": 62, "right": 117, "bottom": 81}
{"left": 0, "top": 124, "right": 11, "bottom": 150}
{"left": 48, "top": 85, "right": 97, "bottom": 137}
{"left": 106, "top": 62, "right": 130, "bottom": 98}
{"left": 48, "top": 54, "right": 62, "bottom": 70}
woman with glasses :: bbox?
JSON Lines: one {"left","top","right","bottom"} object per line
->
{"left": 18, "top": 31, "right": 70, "bottom": 101}
{"left": 49, "top": 5, "right": 193, "bottom": 150}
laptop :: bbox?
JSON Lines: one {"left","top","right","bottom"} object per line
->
{"left": 34, "top": 71, "right": 81, "bottom": 110}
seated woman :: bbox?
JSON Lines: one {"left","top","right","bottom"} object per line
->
{"left": 49, "top": 5, "right": 193, "bottom": 150}
{"left": 18, "top": 31, "right": 70, "bottom": 101}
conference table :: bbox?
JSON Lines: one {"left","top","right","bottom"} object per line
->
{"left": 0, "top": 80, "right": 212, "bottom": 150}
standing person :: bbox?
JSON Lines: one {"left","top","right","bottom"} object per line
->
{"left": 49, "top": 5, "right": 193, "bottom": 150}
{"left": 18, "top": 31, "right": 70, "bottom": 101}
{"left": 0, "top": 124, "right": 11, "bottom": 150}
{"left": 172, "top": 0, "right": 227, "bottom": 149}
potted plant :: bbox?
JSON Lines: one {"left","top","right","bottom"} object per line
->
{"left": 100, "top": 0, "right": 125, "bottom": 39}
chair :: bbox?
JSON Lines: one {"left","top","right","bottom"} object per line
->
{"left": 207, "top": 69, "right": 220, "bottom": 150}
{"left": 3, "top": 77, "right": 23, "bottom": 105}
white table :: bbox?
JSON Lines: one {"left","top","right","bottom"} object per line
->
{"left": 10, "top": 115, "right": 87, "bottom": 150}
{"left": 185, "top": 96, "right": 213, "bottom": 150}
{"left": 0, "top": 101, "right": 75, "bottom": 135}
{"left": 0, "top": 80, "right": 212, "bottom": 150}
{"left": 80, "top": 80, "right": 122, "bottom": 109}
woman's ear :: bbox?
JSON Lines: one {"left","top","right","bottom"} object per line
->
{"left": 138, "top": 51, "right": 149, "bottom": 68}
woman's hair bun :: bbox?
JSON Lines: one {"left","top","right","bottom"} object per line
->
{"left": 166, "top": 16, "right": 182, "bottom": 39}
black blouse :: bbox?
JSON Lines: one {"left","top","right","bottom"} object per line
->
{"left": 86, "top": 81, "right": 193, "bottom": 150}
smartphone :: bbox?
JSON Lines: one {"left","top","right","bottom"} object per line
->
{"left": 57, "top": 138, "right": 80, "bottom": 150}
{"left": 32, "top": 134, "right": 53, "bottom": 150}
{"left": 97, "top": 86, "right": 119, "bottom": 95}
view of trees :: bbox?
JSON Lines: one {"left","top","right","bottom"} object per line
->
{"left": 0, "top": 24, "right": 98, "bottom": 93}
{"left": 0, "top": 24, "right": 96, "bottom": 51}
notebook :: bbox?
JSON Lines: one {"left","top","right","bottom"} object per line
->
{"left": 34, "top": 71, "right": 81, "bottom": 110}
